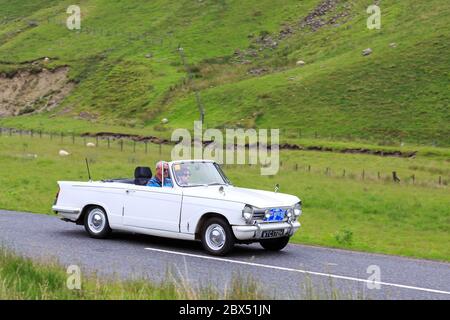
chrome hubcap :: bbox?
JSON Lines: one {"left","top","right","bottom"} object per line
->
{"left": 205, "top": 224, "right": 226, "bottom": 251}
{"left": 88, "top": 209, "right": 105, "bottom": 233}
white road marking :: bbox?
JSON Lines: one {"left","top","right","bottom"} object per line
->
{"left": 144, "top": 247, "right": 450, "bottom": 296}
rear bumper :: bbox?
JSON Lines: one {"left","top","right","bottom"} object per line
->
{"left": 232, "top": 221, "right": 301, "bottom": 241}
{"left": 52, "top": 205, "right": 81, "bottom": 221}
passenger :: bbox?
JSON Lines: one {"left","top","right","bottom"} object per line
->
{"left": 176, "top": 167, "right": 191, "bottom": 186}
{"left": 147, "top": 161, "right": 173, "bottom": 187}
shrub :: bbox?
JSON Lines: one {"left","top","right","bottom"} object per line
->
{"left": 334, "top": 229, "right": 353, "bottom": 246}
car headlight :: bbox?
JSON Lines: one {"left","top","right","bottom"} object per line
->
{"left": 293, "top": 202, "right": 302, "bottom": 217}
{"left": 242, "top": 205, "right": 254, "bottom": 223}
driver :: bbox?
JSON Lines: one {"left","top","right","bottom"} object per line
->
{"left": 147, "top": 161, "right": 173, "bottom": 187}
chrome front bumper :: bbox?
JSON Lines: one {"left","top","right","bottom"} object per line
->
{"left": 232, "top": 221, "right": 301, "bottom": 241}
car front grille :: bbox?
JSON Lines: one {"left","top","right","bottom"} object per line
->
{"left": 252, "top": 209, "right": 266, "bottom": 221}
{"left": 252, "top": 208, "right": 289, "bottom": 223}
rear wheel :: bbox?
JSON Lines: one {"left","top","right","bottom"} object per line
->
{"left": 84, "top": 206, "right": 111, "bottom": 239}
{"left": 259, "top": 237, "right": 290, "bottom": 251}
{"left": 201, "top": 217, "right": 234, "bottom": 256}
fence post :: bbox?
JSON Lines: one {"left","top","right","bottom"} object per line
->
{"left": 439, "top": 176, "right": 442, "bottom": 185}
{"left": 72, "top": 134, "right": 75, "bottom": 144}
{"left": 362, "top": 170, "right": 365, "bottom": 180}
{"left": 295, "top": 163, "right": 298, "bottom": 171}
{"left": 145, "top": 141, "right": 148, "bottom": 154}
{"left": 159, "top": 144, "right": 162, "bottom": 155}
{"left": 343, "top": 169, "right": 346, "bottom": 177}
{"left": 39, "top": 130, "right": 42, "bottom": 138}
{"left": 96, "top": 136, "right": 99, "bottom": 147}
{"left": 412, "top": 174, "right": 415, "bottom": 184}
{"left": 61, "top": 132, "right": 64, "bottom": 143}
{"left": 107, "top": 138, "right": 110, "bottom": 149}
{"left": 392, "top": 171, "right": 400, "bottom": 183}
{"left": 120, "top": 140, "right": 123, "bottom": 152}
{"left": 133, "top": 141, "right": 136, "bottom": 153}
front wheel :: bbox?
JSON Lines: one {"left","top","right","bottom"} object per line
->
{"left": 259, "top": 237, "right": 290, "bottom": 251}
{"left": 84, "top": 206, "right": 111, "bottom": 239}
{"left": 201, "top": 217, "right": 235, "bottom": 256}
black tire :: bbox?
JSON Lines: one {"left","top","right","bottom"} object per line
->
{"left": 259, "top": 237, "right": 290, "bottom": 251}
{"left": 84, "top": 206, "right": 112, "bottom": 239}
{"left": 201, "top": 217, "right": 235, "bottom": 256}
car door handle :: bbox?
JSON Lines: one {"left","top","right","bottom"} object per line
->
{"left": 126, "top": 190, "right": 136, "bottom": 194}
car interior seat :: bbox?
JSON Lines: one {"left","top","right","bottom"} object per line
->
{"left": 134, "top": 167, "right": 152, "bottom": 185}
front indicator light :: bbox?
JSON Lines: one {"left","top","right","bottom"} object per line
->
{"left": 294, "top": 202, "right": 302, "bottom": 217}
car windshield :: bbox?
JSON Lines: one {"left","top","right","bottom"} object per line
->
{"left": 172, "top": 162, "right": 231, "bottom": 187}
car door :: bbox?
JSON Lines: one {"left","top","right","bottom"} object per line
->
{"left": 123, "top": 185, "right": 182, "bottom": 233}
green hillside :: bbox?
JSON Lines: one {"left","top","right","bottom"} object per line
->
{"left": 0, "top": 0, "right": 449, "bottom": 145}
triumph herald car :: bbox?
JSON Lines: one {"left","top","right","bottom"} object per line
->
{"left": 52, "top": 160, "right": 302, "bottom": 255}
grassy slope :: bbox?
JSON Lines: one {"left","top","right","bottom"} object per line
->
{"left": 0, "top": 0, "right": 448, "bottom": 145}
{"left": 0, "top": 135, "right": 448, "bottom": 261}
{"left": 163, "top": 0, "right": 450, "bottom": 144}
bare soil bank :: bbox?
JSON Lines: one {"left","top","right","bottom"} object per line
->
{"left": 0, "top": 67, "right": 73, "bottom": 117}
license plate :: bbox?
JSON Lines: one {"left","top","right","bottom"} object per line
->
{"left": 261, "top": 229, "right": 284, "bottom": 239}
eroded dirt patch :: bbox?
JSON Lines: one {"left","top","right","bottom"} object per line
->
{"left": 81, "top": 132, "right": 170, "bottom": 144}
{"left": 0, "top": 67, "right": 74, "bottom": 117}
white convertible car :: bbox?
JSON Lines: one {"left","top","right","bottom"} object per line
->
{"left": 52, "top": 160, "right": 302, "bottom": 255}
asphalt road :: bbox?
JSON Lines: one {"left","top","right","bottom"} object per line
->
{"left": 0, "top": 210, "right": 449, "bottom": 300}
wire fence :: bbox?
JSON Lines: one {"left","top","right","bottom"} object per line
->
{"left": 215, "top": 127, "right": 448, "bottom": 147}
{"left": 0, "top": 127, "right": 167, "bottom": 156}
